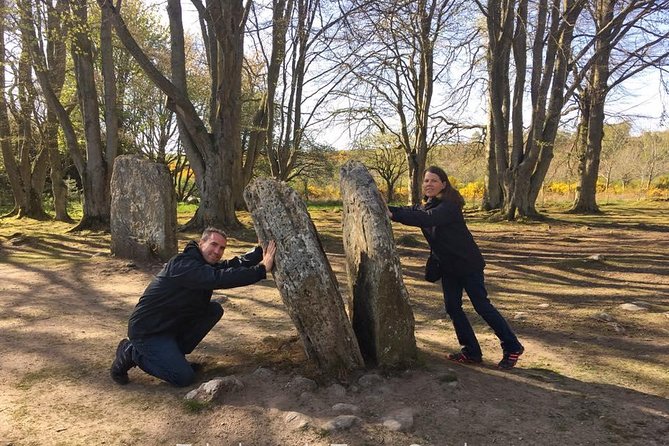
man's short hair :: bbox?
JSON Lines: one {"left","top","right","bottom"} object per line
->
{"left": 201, "top": 227, "right": 228, "bottom": 241}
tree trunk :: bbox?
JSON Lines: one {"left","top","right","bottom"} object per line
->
{"left": 101, "top": 4, "right": 119, "bottom": 185}
{"left": 45, "top": 114, "right": 71, "bottom": 222}
{"left": 42, "top": 0, "right": 71, "bottom": 221}
{"left": 244, "top": 178, "right": 364, "bottom": 379}
{"left": 97, "top": 0, "right": 245, "bottom": 230}
{"left": 572, "top": 91, "right": 605, "bottom": 213}
{"left": 242, "top": 95, "right": 267, "bottom": 189}
{"left": 263, "top": 0, "right": 293, "bottom": 182}
{"left": 486, "top": 0, "right": 514, "bottom": 215}
{"left": 571, "top": 89, "right": 599, "bottom": 213}
{"left": 571, "top": 1, "right": 614, "bottom": 214}
{"left": 0, "top": 14, "right": 24, "bottom": 217}
{"left": 385, "top": 178, "right": 395, "bottom": 203}
{"left": 340, "top": 161, "right": 417, "bottom": 368}
{"left": 482, "top": 110, "right": 502, "bottom": 210}
{"left": 70, "top": 0, "right": 110, "bottom": 229}
{"left": 407, "top": 150, "right": 426, "bottom": 205}
{"left": 208, "top": 0, "right": 245, "bottom": 220}
{"left": 20, "top": 0, "right": 87, "bottom": 221}
{"left": 2, "top": 0, "right": 50, "bottom": 220}
{"left": 503, "top": 0, "right": 582, "bottom": 219}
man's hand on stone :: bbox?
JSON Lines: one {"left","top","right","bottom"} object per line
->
{"left": 261, "top": 240, "right": 277, "bottom": 273}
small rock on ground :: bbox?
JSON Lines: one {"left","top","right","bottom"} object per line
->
{"left": 322, "top": 415, "right": 360, "bottom": 432}
{"left": 184, "top": 376, "right": 244, "bottom": 402}
{"left": 287, "top": 376, "right": 318, "bottom": 393}
{"left": 358, "top": 373, "right": 384, "bottom": 387}
{"left": 332, "top": 403, "right": 360, "bottom": 414}
{"left": 619, "top": 303, "right": 647, "bottom": 312}
{"left": 382, "top": 407, "right": 415, "bottom": 432}
{"left": 284, "top": 411, "right": 310, "bottom": 430}
{"left": 592, "top": 312, "right": 614, "bottom": 322}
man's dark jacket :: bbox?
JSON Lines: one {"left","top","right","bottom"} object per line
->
{"left": 128, "top": 241, "right": 266, "bottom": 339}
{"left": 389, "top": 198, "right": 485, "bottom": 277}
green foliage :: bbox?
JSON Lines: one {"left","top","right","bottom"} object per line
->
{"left": 181, "top": 399, "right": 209, "bottom": 413}
{"left": 177, "top": 202, "right": 199, "bottom": 214}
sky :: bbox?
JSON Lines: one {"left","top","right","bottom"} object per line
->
{"left": 150, "top": 0, "right": 669, "bottom": 149}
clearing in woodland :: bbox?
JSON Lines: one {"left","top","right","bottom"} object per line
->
{"left": 0, "top": 201, "right": 668, "bottom": 446}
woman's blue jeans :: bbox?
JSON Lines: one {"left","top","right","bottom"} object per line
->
{"left": 129, "top": 302, "right": 224, "bottom": 387}
{"left": 441, "top": 271, "right": 521, "bottom": 359}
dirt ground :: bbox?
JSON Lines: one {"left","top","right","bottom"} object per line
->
{"left": 1, "top": 203, "right": 668, "bottom": 446}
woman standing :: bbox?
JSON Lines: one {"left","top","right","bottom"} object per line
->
{"left": 387, "top": 166, "right": 524, "bottom": 369}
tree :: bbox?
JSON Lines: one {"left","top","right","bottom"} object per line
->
{"left": 42, "top": 0, "right": 72, "bottom": 222}
{"left": 479, "top": 0, "right": 585, "bottom": 219}
{"left": 19, "top": 0, "right": 114, "bottom": 229}
{"left": 571, "top": 0, "right": 669, "bottom": 213}
{"left": 357, "top": 133, "right": 407, "bottom": 203}
{"left": 99, "top": 0, "right": 248, "bottom": 230}
{"left": 637, "top": 130, "right": 669, "bottom": 190}
{"left": 0, "top": 1, "right": 50, "bottom": 220}
{"left": 69, "top": 0, "right": 112, "bottom": 229}
{"left": 243, "top": 0, "right": 293, "bottom": 188}
{"left": 598, "top": 121, "right": 630, "bottom": 198}
{"left": 247, "top": 0, "right": 358, "bottom": 185}
{"left": 341, "top": 0, "right": 479, "bottom": 204}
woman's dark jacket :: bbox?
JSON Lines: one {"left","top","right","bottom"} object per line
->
{"left": 389, "top": 197, "right": 485, "bottom": 277}
{"left": 128, "top": 241, "right": 265, "bottom": 339}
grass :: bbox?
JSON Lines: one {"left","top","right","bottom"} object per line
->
{"left": 181, "top": 399, "right": 210, "bottom": 413}
{"left": 16, "top": 366, "right": 91, "bottom": 390}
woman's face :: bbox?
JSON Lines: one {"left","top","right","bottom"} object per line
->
{"left": 423, "top": 171, "right": 446, "bottom": 198}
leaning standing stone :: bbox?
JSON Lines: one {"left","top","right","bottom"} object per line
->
{"left": 110, "top": 155, "right": 177, "bottom": 262}
{"left": 244, "top": 178, "right": 364, "bottom": 379}
{"left": 340, "top": 161, "right": 417, "bottom": 368}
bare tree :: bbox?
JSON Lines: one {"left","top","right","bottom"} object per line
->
{"left": 99, "top": 0, "right": 249, "bottom": 230}
{"left": 243, "top": 0, "right": 294, "bottom": 188}
{"left": 571, "top": 0, "right": 669, "bottom": 213}
{"left": 247, "top": 0, "right": 360, "bottom": 184}
{"left": 637, "top": 130, "right": 669, "bottom": 190}
{"left": 357, "top": 133, "right": 407, "bottom": 203}
{"left": 339, "top": 0, "right": 479, "bottom": 204}
{"left": 479, "top": 0, "right": 585, "bottom": 219}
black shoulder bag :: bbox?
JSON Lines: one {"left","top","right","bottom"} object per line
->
{"left": 424, "top": 251, "right": 442, "bottom": 283}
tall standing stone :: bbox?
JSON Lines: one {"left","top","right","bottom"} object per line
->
{"left": 340, "top": 161, "right": 417, "bottom": 368}
{"left": 244, "top": 178, "right": 364, "bottom": 378}
{"left": 110, "top": 155, "right": 177, "bottom": 262}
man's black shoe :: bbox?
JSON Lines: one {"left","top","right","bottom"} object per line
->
{"left": 110, "top": 339, "right": 135, "bottom": 385}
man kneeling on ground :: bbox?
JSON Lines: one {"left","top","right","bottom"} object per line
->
{"left": 110, "top": 227, "right": 276, "bottom": 387}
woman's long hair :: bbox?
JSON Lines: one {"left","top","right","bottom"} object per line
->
{"left": 424, "top": 166, "right": 465, "bottom": 208}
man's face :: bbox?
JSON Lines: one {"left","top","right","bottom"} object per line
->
{"left": 199, "top": 232, "right": 227, "bottom": 265}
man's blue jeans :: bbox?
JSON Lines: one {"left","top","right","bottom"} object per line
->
{"left": 441, "top": 271, "right": 521, "bottom": 359}
{"left": 129, "top": 302, "right": 224, "bottom": 387}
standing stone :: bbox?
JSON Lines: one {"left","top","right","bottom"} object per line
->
{"left": 340, "top": 161, "right": 417, "bottom": 368}
{"left": 110, "top": 155, "right": 177, "bottom": 262}
{"left": 244, "top": 178, "right": 364, "bottom": 378}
